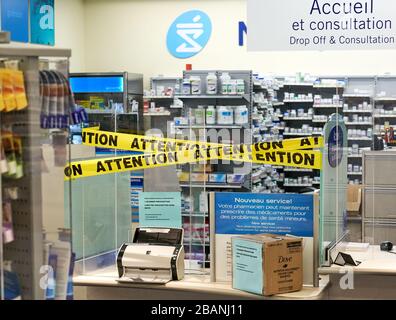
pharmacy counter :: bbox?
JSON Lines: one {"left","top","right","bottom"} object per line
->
{"left": 73, "top": 270, "right": 329, "bottom": 300}
{"left": 318, "top": 245, "right": 396, "bottom": 299}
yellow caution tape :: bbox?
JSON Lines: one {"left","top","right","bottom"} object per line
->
{"left": 81, "top": 127, "right": 323, "bottom": 154}
{"left": 64, "top": 128, "right": 323, "bottom": 180}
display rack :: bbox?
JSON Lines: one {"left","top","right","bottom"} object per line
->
{"left": 373, "top": 76, "right": 396, "bottom": 143}
{"left": 276, "top": 80, "right": 320, "bottom": 193}
{"left": 342, "top": 77, "right": 375, "bottom": 185}
{"left": 143, "top": 77, "right": 182, "bottom": 136}
{"left": 0, "top": 47, "right": 71, "bottom": 300}
{"left": 173, "top": 70, "right": 253, "bottom": 271}
{"left": 251, "top": 74, "right": 284, "bottom": 194}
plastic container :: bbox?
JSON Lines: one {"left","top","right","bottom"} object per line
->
{"left": 235, "top": 105, "right": 248, "bottom": 125}
{"left": 220, "top": 72, "right": 231, "bottom": 95}
{"left": 217, "top": 105, "right": 233, "bottom": 125}
{"left": 229, "top": 79, "right": 237, "bottom": 95}
{"left": 182, "top": 78, "right": 191, "bottom": 94}
{"left": 206, "top": 72, "right": 217, "bottom": 95}
{"left": 190, "top": 76, "right": 201, "bottom": 95}
{"left": 206, "top": 105, "right": 216, "bottom": 124}
{"left": 236, "top": 79, "right": 245, "bottom": 94}
{"left": 195, "top": 105, "right": 205, "bottom": 125}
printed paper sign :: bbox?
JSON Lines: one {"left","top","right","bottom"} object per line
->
{"left": 139, "top": 192, "right": 181, "bottom": 228}
{"left": 232, "top": 238, "right": 263, "bottom": 295}
{"left": 248, "top": 0, "right": 396, "bottom": 51}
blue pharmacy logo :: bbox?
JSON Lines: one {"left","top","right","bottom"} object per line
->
{"left": 167, "top": 10, "right": 212, "bottom": 59}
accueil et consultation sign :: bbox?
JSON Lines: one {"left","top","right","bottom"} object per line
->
{"left": 248, "top": 0, "right": 396, "bottom": 51}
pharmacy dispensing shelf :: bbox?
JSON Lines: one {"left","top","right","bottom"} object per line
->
{"left": 283, "top": 117, "right": 313, "bottom": 121}
{"left": 343, "top": 110, "right": 373, "bottom": 114}
{"left": 175, "top": 94, "right": 251, "bottom": 102}
{"left": 313, "top": 84, "right": 345, "bottom": 89}
{"left": 85, "top": 110, "right": 138, "bottom": 115}
{"left": 283, "top": 82, "right": 314, "bottom": 87}
{"left": 347, "top": 137, "right": 372, "bottom": 141}
{"left": 179, "top": 183, "right": 244, "bottom": 189}
{"left": 272, "top": 102, "right": 284, "bottom": 106}
{"left": 313, "top": 104, "right": 342, "bottom": 108}
{"left": 343, "top": 93, "right": 372, "bottom": 98}
{"left": 284, "top": 184, "right": 313, "bottom": 187}
{"left": 347, "top": 172, "right": 363, "bottom": 175}
{"left": 373, "top": 114, "right": 396, "bottom": 118}
{"left": 143, "top": 112, "right": 171, "bottom": 116}
{"left": 284, "top": 168, "right": 313, "bottom": 172}
{"left": 312, "top": 119, "right": 327, "bottom": 123}
{"left": 143, "top": 96, "right": 175, "bottom": 100}
{"left": 284, "top": 99, "right": 314, "bottom": 103}
{"left": 175, "top": 124, "right": 244, "bottom": 129}
{"left": 374, "top": 97, "right": 396, "bottom": 102}
{"left": 283, "top": 132, "right": 315, "bottom": 136}
{"left": 345, "top": 122, "right": 373, "bottom": 126}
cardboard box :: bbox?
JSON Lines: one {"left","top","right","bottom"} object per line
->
{"left": 232, "top": 234, "right": 303, "bottom": 296}
{"left": 347, "top": 185, "right": 362, "bottom": 216}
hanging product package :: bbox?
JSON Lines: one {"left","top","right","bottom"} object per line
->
{"left": 1, "top": 131, "right": 17, "bottom": 177}
{"left": 0, "top": 139, "right": 8, "bottom": 173}
{"left": 12, "top": 70, "right": 28, "bottom": 110}
{"left": 40, "top": 71, "right": 51, "bottom": 128}
{"left": 12, "top": 135, "right": 24, "bottom": 179}
{"left": 58, "top": 71, "right": 87, "bottom": 125}
{"left": 0, "top": 72, "right": 5, "bottom": 112}
{"left": 44, "top": 70, "right": 59, "bottom": 128}
{"left": 2, "top": 200, "right": 14, "bottom": 243}
{"left": 53, "top": 70, "right": 69, "bottom": 128}
{"left": 0, "top": 69, "right": 17, "bottom": 112}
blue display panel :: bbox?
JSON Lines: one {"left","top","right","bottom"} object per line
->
{"left": 1, "top": 0, "right": 29, "bottom": 43}
{"left": 30, "top": 0, "right": 55, "bottom": 46}
{"left": 70, "top": 76, "right": 124, "bottom": 93}
{"left": 215, "top": 192, "right": 314, "bottom": 237}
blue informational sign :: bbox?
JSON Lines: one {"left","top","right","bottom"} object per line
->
{"left": 70, "top": 76, "right": 124, "bottom": 94}
{"left": 167, "top": 10, "right": 212, "bottom": 59}
{"left": 215, "top": 193, "right": 314, "bottom": 237}
{"left": 30, "top": 0, "right": 55, "bottom": 45}
{"left": 1, "top": 0, "right": 29, "bottom": 43}
{"left": 139, "top": 192, "right": 182, "bottom": 228}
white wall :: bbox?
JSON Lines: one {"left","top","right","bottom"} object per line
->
{"left": 55, "top": 0, "right": 86, "bottom": 72}
{"left": 83, "top": 0, "right": 396, "bottom": 87}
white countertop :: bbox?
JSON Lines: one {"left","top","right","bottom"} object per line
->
{"left": 73, "top": 267, "right": 329, "bottom": 300}
{"left": 319, "top": 245, "right": 396, "bottom": 275}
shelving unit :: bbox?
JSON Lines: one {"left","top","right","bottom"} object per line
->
{"left": 251, "top": 75, "right": 284, "bottom": 194}
{"left": 174, "top": 70, "right": 253, "bottom": 271}
{"left": 277, "top": 80, "right": 320, "bottom": 193}
{"left": 0, "top": 47, "right": 72, "bottom": 300}
{"left": 144, "top": 77, "right": 183, "bottom": 136}
{"left": 342, "top": 77, "right": 375, "bottom": 184}
{"left": 373, "top": 76, "right": 396, "bottom": 140}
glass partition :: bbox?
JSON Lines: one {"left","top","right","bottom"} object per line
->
{"left": 319, "top": 113, "right": 348, "bottom": 266}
